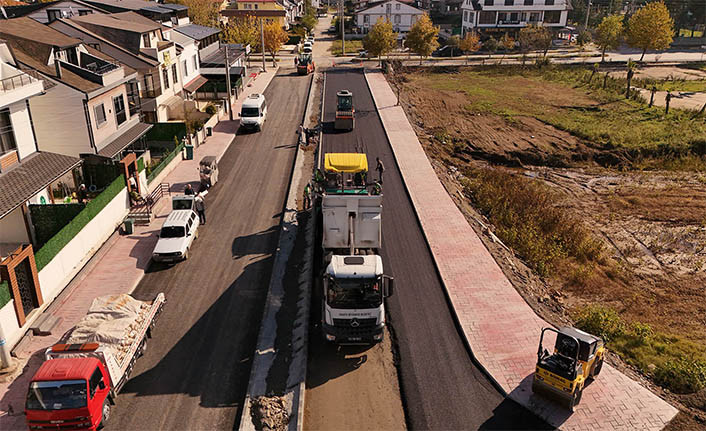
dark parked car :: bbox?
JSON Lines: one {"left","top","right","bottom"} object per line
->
{"left": 431, "top": 45, "right": 462, "bottom": 57}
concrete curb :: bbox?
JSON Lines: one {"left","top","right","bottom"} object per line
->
{"left": 238, "top": 72, "right": 316, "bottom": 431}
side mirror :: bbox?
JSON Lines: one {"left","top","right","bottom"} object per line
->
{"left": 383, "top": 275, "right": 394, "bottom": 297}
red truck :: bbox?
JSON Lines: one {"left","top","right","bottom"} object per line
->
{"left": 25, "top": 293, "right": 165, "bottom": 430}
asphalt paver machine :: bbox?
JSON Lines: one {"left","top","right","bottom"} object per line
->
{"left": 297, "top": 53, "right": 315, "bottom": 75}
{"left": 334, "top": 90, "right": 354, "bottom": 131}
{"left": 533, "top": 326, "right": 605, "bottom": 411}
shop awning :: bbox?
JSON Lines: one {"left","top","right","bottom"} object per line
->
{"left": 96, "top": 122, "right": 153, "bottom": 158}
{"left": 184, "top": 75, "right": 208, "bottom": 93}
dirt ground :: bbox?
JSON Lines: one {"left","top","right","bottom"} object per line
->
{"left": 610, "top": 65, "right": 706, "bottom": 81}
{"left": 392, "top": 67, "right": 706, "bottom": 430}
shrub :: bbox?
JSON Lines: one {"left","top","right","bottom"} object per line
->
{"left": 0, "top": 280, "right": 10, "bottom": 308}
{"left": 632, "top": 322, "right": 654, "bottom": 344}
{"left": 147, "top": 142, "right": 185, "bottom": 184}
{"left": 654, "top": 357, "right": 706, "bottom": 393}
{"left": 34, "top": 175, "right": 126, "bottom": 271}
{"left": 137, "top": 157, "right": 145, "bottom": 173}
{"left": 204, "top": 104, "right": 217, "bottom": 116}
{"left": 575, "top": 304, "right": 625, "bottom": 343}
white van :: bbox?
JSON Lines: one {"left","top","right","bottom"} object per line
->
{"left": 152, "top": 208, "right": 200, "bottom": 263}
{"left": 240, "top": 93, "right": 267, "bottom": 132}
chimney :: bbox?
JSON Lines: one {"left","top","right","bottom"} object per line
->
{"left": 54, "top": 60, "right": 62, "bottom": 79}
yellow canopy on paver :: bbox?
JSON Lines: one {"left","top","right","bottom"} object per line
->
{"left": 324, "top": 153, "right": 368, "bottom": 173}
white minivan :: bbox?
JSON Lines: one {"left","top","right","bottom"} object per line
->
{"left": 240, "top": 93, "right": 267, "bottom": 132}
{"left": 152, "top": 208, "right": 200, "bottom": 263}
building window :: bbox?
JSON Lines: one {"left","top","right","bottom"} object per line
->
{"left": 479, "top": 10, "right": 496, "bottom": 24}
{"left": 172, "top": 63, "right": 178, "bottom": 85}
{"left": 483, "top": 0, "right": 493, "bottom": 5}
{"left": 143, "top": 33, "right": 151, "bottom": 48}
{"left": 255, "top": 4, "right": 258, "bottom": 8}
{"left": 0, "top": 109, "right": 17, "bottom": 155}
{"left": 182, "top": 60, "right": 188, "bottom": 77}
{"left": 545, "top": 0, "right": 554, "bottom": 4}
{"left": 510, "top": 12, "right": 518, "bottom": 21}
{"left": 505, "top": 0, "right": 513, "bottom": 5}
{"left": 386, "top": 3, "right": 391, "bottom": 12}
{"left": 193, "top": 55, "right": 198, "bottom": 70}
{"left": 394, "top": 14, "right": 400, "bottom": 23}
{"left": 78, "top": 10, "right": 92, "bottom": 15}
{"left": 524, "top": 0, "right": 533, "bottom": 5}
{"left": 529, "top": 11, "right": 541, "bottom": 21}
{"left": 544, "top": 10, "right": 560, "bottom": 23}
{"left": 94, "top": 104, "right": 107, "bottom": 127}
{"left": 364, "top": 14, "right": 369, "bottom": 23}
{"left": 498, "top": 12, "right": 507, "bottom": 22}
{"left": 47, "top": 10, "right": 61, "bottom": 22}
{"left": 113, "top": 95, "right": 126, "bottom": 125}
{"left": 463, "top": 10, "right": 468, "bottom": 21}
{"left": 162, "top": 68, "right": 170, "bottom": 89}
{"left": 395, "top": 3, "right": 400, "bottom": 9}
{"left": 87, "top": 43, "right": 101, "bottom": 51}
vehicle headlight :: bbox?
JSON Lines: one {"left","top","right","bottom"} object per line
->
{"left": 373, "top": 333, "right": 383, "bottom": 340}
{"left": 325, "top": 334, "right": 336, "bottom": 341}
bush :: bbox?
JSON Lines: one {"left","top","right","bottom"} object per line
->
{"left": 137, "top": 157, "right": 145, "bottom": 173}
{"left": 0, "top": 280, "right": 10, "bottom": 308}
{"left": 147, "top": 142, "right": 185, "bottom": 184}
{"left": 654, "top": 357, "right": 706, "bottom": 393}
{"left": 29, "top": 203, "right": 86, "bottom": 248}
{"left": 575, "top": 304, "right": 625, "bottom": 343}
{"left": 204, "top": 104, "right": 217, "bottom": 116}
{"left": 34, "top": 175, "right": 126, "bottom": 271}
{"left": 632, "top": 322, "right": 654, "bottom": 344}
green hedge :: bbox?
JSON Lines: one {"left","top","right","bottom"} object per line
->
{"left": 137, "top": 157, "right": 145, "bottom": 172}
{"left": 0, "top": 281, "right": 10, "bottom": 309}
{"left": 34, "top": 175, "right": 126, "bottom": 271}
{"left": 148, "top": 143, "right": 184, "bottom": 184}
{"left": 145, "top": 122, "right": 187, "bottom": 142}
{"left": 29, "top": 203, "right": 86, "bottom": 248}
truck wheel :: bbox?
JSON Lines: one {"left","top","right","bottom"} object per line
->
{"left": 569, "top": 386, "right": 583, "bottom": 412}
{"left": 591, "top": 357, "right": 604, "bottom": 378}
{"left": 98, "top": 400, "right": 111, "bottom": 429}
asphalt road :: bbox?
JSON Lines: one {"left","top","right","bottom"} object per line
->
{"left": 106, "top": 68, "right": 310, "bottom": 431}
{"left": 322, "top": 69, "right": 552, "bottom": 430}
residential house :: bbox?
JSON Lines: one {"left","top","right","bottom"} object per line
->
{"left": 356, "top": 0, "right": 425, "bottom": 33}
{"left": 0, "top": 18, "right": 152, "bottom": 190}
{"left": 460, "top": 0, "right": 570, "bottom": 35}
{"left": 165, "top": 27, "right": 205, "bottom": 102}
{"left": 0, "top": 0, "right": 107, "bottom": 23}
{"left": 0, "top": 40, "right": 82, "bottom": 254}
{"left": 221, "top": 0, "right": 288, "bottom": 28}
{"left": 431, "top": 0, "right": 462, "bottom": 14}
{"left": 171, "top": 24, "right": 222, "bottom": 61}
{"left": 196, "top": 44, "right": 246, "bottom": 105}
{"left": 82, "top": 0, "right": 191, "bottom": 27}
{"left": 50, "top": 12, "right": 186, "bottom": 122}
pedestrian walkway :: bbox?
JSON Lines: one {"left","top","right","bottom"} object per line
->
{"left": 365, "top": 70, "right": 678, "bottom": 431}
{"left": 0, "top": 67, "right": 277, "bottom": 430}
{"left": 637, "top": 87, "right": 706, "bottom": 111}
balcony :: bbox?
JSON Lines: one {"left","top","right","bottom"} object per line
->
{"left": 0, "top": 65, "right": 44, "bottom": 108}
{"left": 57, "top": 52, "right": 123, "bottom": 87}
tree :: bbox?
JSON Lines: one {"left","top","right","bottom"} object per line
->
{"left": 221, "top": 15, "right": 260, "bottom": 49}
{"left": 500, "top": 33, "right": 515, "bottom": 53}
{"left": 595, "top": 15, "right": 623, "bottom": 62}
{"left": 626, "top": 59, "right": 636, "bottom": 99}
{"left": 406, "top": 14, "right": 439, "bottom": 64}
{"left": 263, "top": 21, "right": 289, "bottom": 66}
{"left": 626, "top": 1, "right": 674, "bottom": 62}
{"left": 519, "top": 25, "right": 552, "bottom": 58}
{"left": 302, "top": 14, "right": 318, "bottom": 33}
{"left": 363, "top": 18, "right": 396, "bottom": 65}
{"left": 172, "top": 0, "right": 220, "bottom": 27}
{"left": 459, "top": 31, "right": 481, "bottom": 63}
{"left": 483, "top": 36, "right": 498, "bottom": 59}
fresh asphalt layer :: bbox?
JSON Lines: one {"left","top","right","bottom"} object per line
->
{"left": 322, "top": 68, "right": 552, "bottom": 430}
{"left": 106, "top": 68, "right": 310, "bottom": 431}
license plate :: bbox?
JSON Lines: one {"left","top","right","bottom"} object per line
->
{"left": 348, "top": 337, "right": 361, "bottom": 341}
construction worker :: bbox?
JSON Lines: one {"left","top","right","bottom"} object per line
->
{"left": 303, "top": 182, "right": 312, "bottom": 209}
{"left": 376, "top": 157, "right": 385, "bottom": 184}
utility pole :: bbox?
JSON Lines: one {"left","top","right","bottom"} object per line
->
{"left": 260, "top": 18, "right": 267, "bottom": 71}
{"left": 584, "top": 0, "right": 591, "bottom": 29}
{"left": 339, "top": 0, "right": 345, "bottom": 56}
{"left": 224, "top": 43, "right": 233, "bottom": 121}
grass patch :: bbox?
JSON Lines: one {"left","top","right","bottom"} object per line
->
{"left": 34, "top": 175, "right": 126, "bottom": 271}
{"left": 329, "top": 39, "right": 363, "bottom": 56}
{"left": 575, "top": 304, "right": 706, "bottom": 394}
{"left": 418, "top": 65, "right": 706, "bottom": 165}
{"left": 0, "top": 280, "right": 10, "bottom": 308}
{"left": 460, "top": 168, "right": 603, "bottom": 277}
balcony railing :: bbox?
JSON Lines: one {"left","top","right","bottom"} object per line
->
{"left": 0, "top": 71, "right": 39, "bottom": 93}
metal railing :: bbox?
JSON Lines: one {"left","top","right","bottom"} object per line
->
{"left": 0, "top": 72, "right": 38, "bottom": 93}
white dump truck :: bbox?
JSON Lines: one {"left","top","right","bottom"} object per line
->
{"left": 318, "top": 153, "right": 393, "bottom": 344}
{"left": 25, "top": 293, "right": 165, "bottom": 430}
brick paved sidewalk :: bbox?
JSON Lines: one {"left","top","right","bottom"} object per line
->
{"left": 0, "top": 68, "right": 277, "bottom": 430}
{"left": 365, "top": 70, "right": 678, "bottom": 431}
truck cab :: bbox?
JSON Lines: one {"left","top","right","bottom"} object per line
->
{"left": 26, "top": 357, "right": 111, "bottom": 430}
{"left": 323, "top": 255, "right": 392, "bottom": 343}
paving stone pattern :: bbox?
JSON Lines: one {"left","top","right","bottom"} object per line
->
{"left": 365, "top": 70, "right": 678, "bottom": 431}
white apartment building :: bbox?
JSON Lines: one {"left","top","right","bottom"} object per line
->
{"left": 356, "top": 0, "right": 425, "bottom": 33}
{"left": 461, "top": 0, "right": 570, "bottom": 34}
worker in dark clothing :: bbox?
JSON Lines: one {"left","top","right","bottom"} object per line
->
{"left": 195, "top": 194, "right": 206, "bottom": 224}
{"left": 303, "top": 182, "right": 312, "bottom": 209}
{"left": 376, "top": 157, "right": 385, "bottom": 184}
{"left": 184, "top": 183, "right": 195, "bottom": 195}
{"left": 77, "top": 184, "right": 88, "bottom": 204}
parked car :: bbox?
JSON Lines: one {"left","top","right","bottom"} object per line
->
{"left": 302, "top": 46, "right": 313, "bottom": 54}
{"left": 328, "top": 25, "right": 336, "bottom": 33}
{"left": 152, "top": 207, "right": 200, "bottom": 262}
{"left": 431, "top": 45, "right": 462, "bottom": 57}
{"left": 358, "top": 50, "right": 369, "bottom": 58}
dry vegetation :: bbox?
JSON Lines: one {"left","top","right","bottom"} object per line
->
{"left": 392, "top": 64, "right": 706, "bottom": 429}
